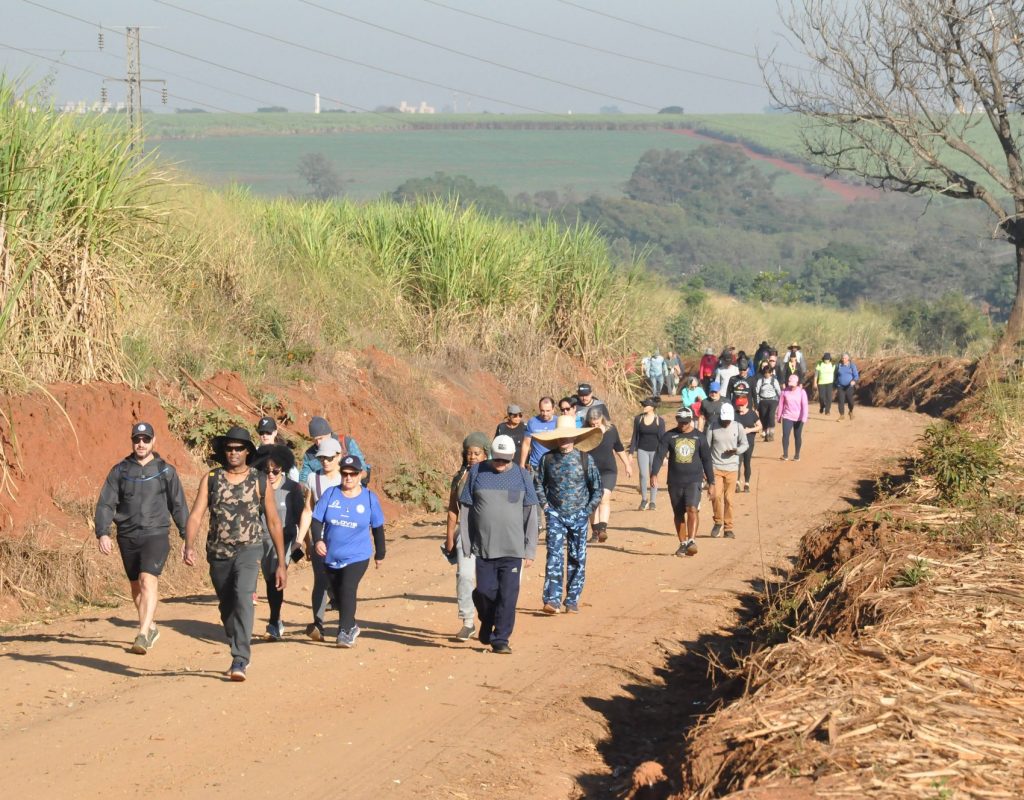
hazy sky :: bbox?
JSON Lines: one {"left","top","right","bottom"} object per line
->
{"left": 1, "top": 1, "right": 805, "bottom": 114}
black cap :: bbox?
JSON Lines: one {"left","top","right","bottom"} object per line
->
{"left": 257, "top": 416, "right": 277, "bottom": 433}
{"left": 577, "top": 383, "right": 593, "bottom": 396}
{"left": 131, "top": 422, "right": 155, "bottom": 440}
{"left": 339, "top": 454, "right": 363, "bottom": 473}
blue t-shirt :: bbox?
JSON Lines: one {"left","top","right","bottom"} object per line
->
{"left": 525, "top": 415, "right": 558, "bottom": 468}
{"left": 312, "top": 486, "right": 384, "bottom": 568}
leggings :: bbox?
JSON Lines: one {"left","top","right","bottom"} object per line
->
{"left": 325, "top": 559, "right": 370, "bottom": 632}
{"left": 781, "top": 419, "right": 804, "bottom": 458}
{"left": 738, "top": 439, "right": 755, "bottom": 482}
{"left": 818, "top": 384, "right": 834, "bottom": 414}
{"left": 836, "top": 385, "right": 856, "bottom": 415}
{"left": 758, "top": 398, "right": 778, "bottom": 431}
{"left": 635, "top": 449, "right": 659, "bottom": 504}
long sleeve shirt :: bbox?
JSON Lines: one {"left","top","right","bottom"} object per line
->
{"left": 533, "top": 449, "right": 603, "bottom": 516}
{"left": 835, "top": 362, "right": 860, "bottom": 387}
{"left": 777, "top": 387, "right": 809, "bottom": 423}
{"left": 706, "top": 421, "right": 750, "bottom": 471}
{"left": 94, "top": 454, "right": 189, "bottom": 538}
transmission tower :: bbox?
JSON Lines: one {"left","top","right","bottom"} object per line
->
{"left": 100, "top": 26, "right": 166, "bottom": 155}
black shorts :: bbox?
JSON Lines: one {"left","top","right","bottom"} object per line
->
{"left": 599, "top": 470, "right": 617, "bottom": 492}
{"left": 117, "top": 534, "right": 171, "bottom": 581}
{"left": 668, "top": 482, "right": 702, "bottom": 522}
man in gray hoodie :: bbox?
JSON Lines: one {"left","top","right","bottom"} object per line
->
{"left": 459, "top": 435, "right": 540, "bottom": 654}
{"left": 705, "top": 403, "right": 748, "bottom": 539}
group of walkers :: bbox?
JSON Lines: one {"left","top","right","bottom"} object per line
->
{"left": 93, "top": 344, "right": 860, "bottom": 669}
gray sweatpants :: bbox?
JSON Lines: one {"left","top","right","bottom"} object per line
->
{"left": 456, "top": 541, "right": 476, "bottom": 622}
{"left": 208, "top": 543, "right": 261, "bottom": 664}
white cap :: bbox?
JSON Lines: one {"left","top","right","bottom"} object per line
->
{"left": 491, "top": 435, "right": 516, "bottom": 461}
{"left": 719, "top": 403, "right": 735, "bottom": 422}
{"left": 315, "top": 437, "right": 343, "bottom": 458}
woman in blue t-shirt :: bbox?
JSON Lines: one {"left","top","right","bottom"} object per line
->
{"left": 311, "top": 454, "right": 386, "bottom": 648}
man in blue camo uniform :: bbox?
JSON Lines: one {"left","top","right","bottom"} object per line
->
{"left": 531, "top": 415, "right": 603, "bottom": 614}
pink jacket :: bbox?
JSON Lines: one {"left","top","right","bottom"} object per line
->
{"left": 777, "top": 387, "right": 809, "bottom": 423}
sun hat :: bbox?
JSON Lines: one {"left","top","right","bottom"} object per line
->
{"left": 823, "top": 352, "right": 832, "bottom": 361}
{"left": 490, "top": 435, "right": 516, "bottom": 461}
{"left": 704, "top": 348, "right": 714, "bottom": 356}
{"left": 528, "top": 415, "right": 602, "bottom": 451}
{"left": 316, "top": 437, "right": 343, "bottom": 458}
{"left": 211, "top": 426, "right": 257, "bottom": 465}
{"left": 719, "top": 403, "right": 735, "bottom": 422}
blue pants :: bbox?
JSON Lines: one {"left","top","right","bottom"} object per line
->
{"left": 473, "top": 557, "right": 522, "bottom": 647}
{"left": 543, "top": 508, "right": 589, "bottom": 608}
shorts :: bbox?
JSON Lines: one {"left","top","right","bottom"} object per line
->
{"left": 668, "top": 482, "right": 702, "bottom": 523}
{"left": 117, "top": 534, "right": 171, "bottom": 581}
{"left": 599, "top": 470, "right": 617, "bottom": 492}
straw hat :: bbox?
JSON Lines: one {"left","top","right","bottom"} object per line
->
{"left": 528, "top": 415, "right": 602, "bottom": 451}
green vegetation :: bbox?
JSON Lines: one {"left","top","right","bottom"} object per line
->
{"left": 917, "top": 423, "right": 1002, "bottom": 504}
{"left": 893, "top": 557, "right": 931, "bottom": 588}
{"left": 382, "top": 463, "right": 446, "bottom": 513}
{"left": 894, "top": 294, "right": 992, "bottom": 356}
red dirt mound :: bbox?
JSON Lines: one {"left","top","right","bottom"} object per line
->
{"left": 857, "top": 356, "right": 975, "bottom": 418}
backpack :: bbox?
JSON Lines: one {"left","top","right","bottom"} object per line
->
{"left": 756, "top": 376, "right": 780, "bottom": 400}
{"left": 118, "top": 458, "right": 173, "bottom": 500}
{"left": 208, "top": 467, "right": 267, "bottom": 504}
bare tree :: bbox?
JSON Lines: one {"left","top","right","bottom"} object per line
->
{"left": 765, "top": 0, "right": 1024, "bottom": 355}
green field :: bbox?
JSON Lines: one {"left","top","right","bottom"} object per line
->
{"left": 152, "top": 125, "right": 824, "bottom": 200}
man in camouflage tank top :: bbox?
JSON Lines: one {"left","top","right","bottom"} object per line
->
{"left": 184, "top": 427, "right": 286, "bottom": 681}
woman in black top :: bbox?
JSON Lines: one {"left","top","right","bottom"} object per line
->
{"left": 586, "top": 407, "right": 632, "bottom": 543}
{"left": 733, "top": 396, "right": 762, "bottom": 493}
{"left": 629, "top": 397, "right": 665, "bottom": 511}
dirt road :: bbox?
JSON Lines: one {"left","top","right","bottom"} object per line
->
{"left": 0, "top": 406, "right": 926, "bottom": 799}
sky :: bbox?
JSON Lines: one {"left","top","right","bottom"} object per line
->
{"left": 0, "top": 0, "right": 806, "bottom": 114}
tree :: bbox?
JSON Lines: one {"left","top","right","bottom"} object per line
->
{"left": 766, "top": 1, "right": 1024, "bottom": 355}
{"left": 297, "top": 153, "right": 343, "bottom": 200}
{"left": 658, "top": 106, "right": 685, "bottom": 114}
{"left": 895, "top": 293, "right": 990, "bottom": 354}
{"left": 391, "top": 172, "right": 512, "bottom": 217}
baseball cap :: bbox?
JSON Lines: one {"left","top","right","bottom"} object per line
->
{"left": 734, "top": 395, "right": 749, "bottom": 407}
{"left": 131, "top": 422, "right": 155, "bottom": 439}
{"left": 339, "top": 454, "right": 363, "bottom": 473}
{"left": 257, "top": 416, "right": 277, "bottom": 433}
{"left": 675, "top": 407, "right": 693, "bottom": 421}
{"left": 719, "top": 403, "right": 735, "bottom": 422}
{"left": 709, "top": 381, "right": 721, "bottom": 392}
{"left": 507, "top": 403, "right": 523, "bottom": 415}
{"left": 577, "top": 383, "right": 593, "bottom": 396}
{"left": 491, "top": 435, "right": 516, "bottom": 461}
{"left": 308, "top": 416, "right": 332, "bottom": 438}
{"left": 315, "top": 437, "right": 343, "bottom": 458}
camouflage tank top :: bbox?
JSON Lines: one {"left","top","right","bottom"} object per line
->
{"left": 207, "top": 468, "right": 264, "bottom": 559}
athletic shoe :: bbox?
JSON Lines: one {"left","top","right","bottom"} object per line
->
{"left": 674, "top": 540, "right": 698, "bottom": 557}
{"left": 542, "top": 603, "right": 561, "bottom": 615}
{"left": 478, "top": 628, "right": 492, "bottom": 646}
{"left": 229, "top": 659, "right": 247, "bottom": 682}
{"left": 648, "top": 502, "right": 657, "bottom": 511}
{"left": 305, "top": 623, "right": 324, "bottom": 642}
{"left": 724, "top": 530, "right": 736, "bottom": 539}
{"left": 130, "top": 633, "right": 148, "bottom": 655}
{"left": 710, "top": 523, "right": 722, "bottom": 538}
{"left": 848, "top": 410, "right": 854, "bottom": 420}
{"left": 565, "top": 603, "right": 579, "bottom": 614}
{"left": 838, "top": 414, "right": 845, "bottom": 420}
{"left": 744, "top": 484, "right": 751, "bottom": 493}
{"left": 146, "top": 625, "right": 160, "bottom": 649}
{"left": 597, "top": 527, "right": 608, "bottom": 543}
{"left": 455, "top": 624, "right": 475, "bottom": 642}
{"left": 637, "top": 500, "right": 648, "bottom": 511}
{"left": 492, "top": 643, "right": 512, "bottom": 654}
{"left": 793, "top": 455, "right": 801, "bottom": 462}
{"left": 590, "top": 530, "right": 601, "bottom": 543}
{"left": 336, "top": 626, "right": 360, "bottom": 648}
{"left": 266, "top": 622, "right": 284, "bottom": 641}
{"left": 780, "top": 455, "right": 789, "bottom": 461}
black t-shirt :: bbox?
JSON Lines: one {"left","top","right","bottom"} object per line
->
{"left": 701, "top": 396, "right": 724, "bottom": 424}
{"left": 495, "top": 421, "right": 527, "bottom": 464}
{"left": 589, "top": 427, "right": 624, "bottom": 474}
{"left": 735, "top": 409, "right": 759, "bottom": 446}
{"left": 631, "top": 413, "right": 664, "bottom": 452}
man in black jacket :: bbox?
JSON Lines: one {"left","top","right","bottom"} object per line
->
{"left": 95, "top": 422, "right": 189, "bottom": 655}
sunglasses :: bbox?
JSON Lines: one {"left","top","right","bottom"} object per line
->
{"left": 224, "top": 445, "right": 248, "bottom": 453}
{"left": 132, "top": 435, "right": 152, "bottom": 444}
{"left": 268, "top": 468, "right": 282, "bottom": 476}
{"left": 317, "top": 454, "right": 339, "bottom": 461}
{"left": 559, "top": 406, "right": 573, "bottom": 412}
{"left": 510, "top": 413, "right": 523, "bottom": 418}
{"left": 340, "top": 470, "right": 360, "bottom": 476}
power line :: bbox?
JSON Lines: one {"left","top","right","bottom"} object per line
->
{"left": 418, "top": 0, "right": 771, "bottom": 86}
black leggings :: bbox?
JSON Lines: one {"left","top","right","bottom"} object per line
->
{"left": 781, "top": 420, "right": 804, "bottom": 458}
{"left": 325, "top": 559, "right": 370, "bottom": 632}
{"left": 836, "top": 385, "right": 855, "bottom": 415}
{"left": 818, "top": 384, "right": 834, "bottom": 414}
{"left": 738, "top": 440, "right": 755, "bottom": 482}
{"left": 758, "top": 398, "right": 778, "bottom": 430}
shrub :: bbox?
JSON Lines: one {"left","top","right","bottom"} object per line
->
{"left": 383, "top": 462, "right": 446, "bottom": 513}
{"left": 917, "top": 423, "right": 1001, "bottom": 503}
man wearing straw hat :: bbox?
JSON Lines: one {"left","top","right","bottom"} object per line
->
{"left": 183, "top": 426, "right": 287, "bottom": 682}
{"left": 531, "top": 416, "right": 603, "bottom": 614}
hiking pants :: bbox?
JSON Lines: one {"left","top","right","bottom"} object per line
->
{"left": 543, "top": 507, "right": 589, "bottom": 608}
{"left": 635, "top": 449, "right": 659, "bottom": 506}
{"left": 758, "top": 399, "right": 778, "bottom": 433}
{"left": 648, "top": 374, "right": 665, "bottom": 396}
{"left": 325, "top": 559, "right": 369, "bottom": 633}
{"left": 209, "top": 543, "right": 261, "bottom": 664}
{"left": 711, "top": 469, "right": 737, "bottom": 530}
{"left": 473, "top": 556, "right": 522, "bottom": 647}
{"left": 818, "top": 384, "right": 834, "bottom": 415}
{"left": 310, "top": 549, "right": 337, "bottom": 631}
{"left": 456, "top": 540, "right": 476, "bottom": 622}
{"left": 836, "top": 385, "right": 856, "bottom": 416}
{"left": 781, "top": 419, "right": 804, "bottom": 459}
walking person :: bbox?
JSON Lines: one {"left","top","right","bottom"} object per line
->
{"left": 782, "top": 351, "right": 805, "bottom": 387}
{"left": 777, "top": 374, "right": 810, "bottom": 461}
{"left": 698, "top": 348, "right": 719, "bottom": 394}
{"left": 443, "top": 432, "right": 490, "bottom": 642}
{"left": 296, "top": 437, "right": 344, "bottom": 641}
{"left": 754, "top": 363, "right": 782, "bottom": 442}
{"left": 734, "top": 396, "right": 761, "bottom": 493}
{"left": 699, "top": 381, "right": 725, "bottom": 431}
{"left": 714, "top": 353, "right": 739, "bottom": 393}
{"left": 629, "top": 397, "right": 666, "bottom": 512}
{"left": 255, "top": 444, "right": 304, "bottom": 641}
{"left": 520, "top": 397, "right": 557, "bottom": 471}
{"left": 183, "top": 427, "right": 287, "bottom": 681}
{"left": 646, "top": 349, "right": 666, "bottom": 398}
{"left": 650, "top": 408, "right": 715, "bottom": 557}
{"left": 458, "top": 435, "right": 540, "bottom": 654}
{"left": 95, "top": 422, "right": 189, "bottom": 655}
{"left": 681, "top": 376, "right": 706, "bottom": 421}
{"left": 530, "top": 416, "right": 603, "bottom": 614}
{"left": 298, "top": 416, "right": 369, "bottom": 486}
{"left": 706, "top": 403, "right": 748, "bottom": 539}
{"left": 835, "top": 352, "right": 860, "bottom": 420}
{"left": 814, "top": 353, "right": 836, "bottom": 415}
{"left": 585, "top": 408, "right": 632, "bottom": 543}
{"left": 311, "top": 454, "right": 386, "bottom": 648}
{"left": 574, "top": 383, "right": 609, "bottom": 425}
{"left": 256, "top": 416, "right": 299, "bottom": 481}
{"left": 558, "top": 397, "right": 582, "bottom": 427}
{"left": 494, "top": 405, "right": 527, "bottom": 466}
{"left": 665, "top": 349, "right": 683, "bottom": 396}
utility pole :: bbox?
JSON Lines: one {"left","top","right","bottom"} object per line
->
{"left": 100, "top": 26, "right": 166, "bottom": 156}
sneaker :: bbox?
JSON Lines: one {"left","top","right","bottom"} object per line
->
{"left": 743, "top": 484, "right": 751, "bottom": 493}
{"left": 648, "top": 502, "right": 657, "bottom": 511}
{"left": 590, "top": 530, "right": 601, "bottom": 543}
{"left": 542, "top": 602, "right": 561, "bottom": 615}
{"left": 336, "top": 626, "right": 360, "bottom": 648}
{"left": 674, "top": 539, "right": 698, "bottom": 557}
{"left": 780, "top": 455, "right": 789, "bottom": 461}
{"left": 565, "top": 603, "right": 579, "bottom": 614}
{"left": 710, "top": 523, "right": 722, "bottom": 538}
{"left": 637, "top": 500, "right": 648, "bottom": 511}
{"left": 455, "top": 624, "right": 475, "bottom": 642}
{"left": 491, "top": 643, "right": 512, "bottom": 654}
{"left": 793, "top": 455, "right": 801, "bottom": 462}
{"left": 724, "top": 530, "right": 736, "bottom": 539}
{"left": 597, "top": 527, "right": 608, "bottom": 543}
{"left": 229, "top": 659, "right": 247, "bottom": 681}
{"left": 478, "top": 628, "right": 492, "bottom": 646}
{"left": 305, "top": 623, "right": 324, "bottom": 642}
{"left": 130, "top": 633, "right": 148, "bottom": 655}
{"left": 146, "top": 625, "right": 160, "bottom": 649}
{"left": 848, "top": 410, "right": 854, "bottom": 420}
{"left": 266, "top": 621, "right": 284, "bottom": 641}
{"left": 838, "top": 413, "right": 845, "bottom": 420}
